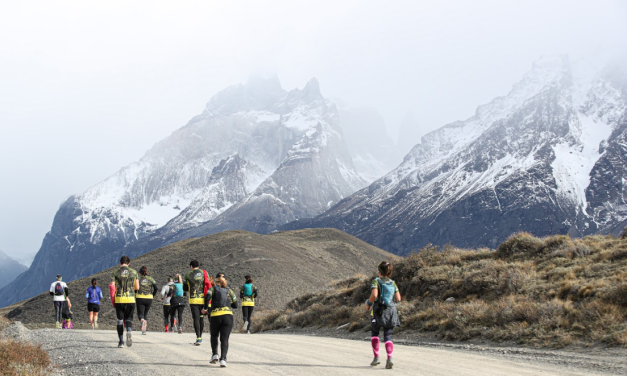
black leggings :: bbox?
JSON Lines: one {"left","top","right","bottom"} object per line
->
{"left": 116, "top": 303, "right": 135, "bottom": 337}
{"left": 169, "top": 305, "right": 185, "bottom": 328}
{"left": 210, "top": 315, "right": 233, "bottom": 360}
{"left": 190, "top": 305, "right": 205, "bottom": 338}
{"left": 136, "top": 298, "right": 153, "bottom": 321}
{"left": 163, "top": 305, "right": 174, "bottom": 326}
{"left": 242, "top": 306, "right": 254, "bottom": 331}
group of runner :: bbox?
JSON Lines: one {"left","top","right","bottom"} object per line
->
{"left": 52, "top": 257, "right": 400, "bottom": 369}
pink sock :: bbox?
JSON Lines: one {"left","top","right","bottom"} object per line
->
{"left": 371, "top": 337, "right": 380, "bottom": 357}
{"left": 385, "top": 341, "right": 393, "bottom": 358}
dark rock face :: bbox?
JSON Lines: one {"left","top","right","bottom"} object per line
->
{"left": 0, "top": 251, "right": 27, "bottom": 290}
{"left": 282, "top": 56, "right": 627, "bottom": 255}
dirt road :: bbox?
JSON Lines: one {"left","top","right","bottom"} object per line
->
{"left": 41, "top": 329, "right": 623, "bottom": 375}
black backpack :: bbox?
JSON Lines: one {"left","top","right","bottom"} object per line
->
{"left": 54, "top": 282, "right": 64, "bottom": 296}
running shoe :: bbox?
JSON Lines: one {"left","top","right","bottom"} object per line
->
{"left": 370, "top": 356, "right": 380, "bottom": 366}
{"left": 241, "top": 321, "right": 248, "bottom": 332}
{"left": 91, "top": 323, "right": 94, "bottom": 330}
{"left": 94, "top": 322, "right": 98, "bottom": 329}
{"left": 385, "top": 357, "right": 393, "bottom": 369}
{"left": 178, "top": 327, "right": 182, "bottom": 334}
{"left": 194, "top": 338, "right": 202, "bottom": 346}
{"left": 118, "top": 341, "right": 124, "bottom": 348}
{"left": 55, "top": 321, "right": 60, "bottom": 329}
{"left": 210, "top": 354, "right": 219, "bottom": 364}
{"left": 246, "top": 330, "right": 250, "bottom": 334}
{"left": 219, "top": 359, "right": 227, "bottom": 368}
{"left": 126, "top": 331, "right": 133, "bottom": 347}
{"left": 141, "top": 319, "right": 147, "bottom": 335}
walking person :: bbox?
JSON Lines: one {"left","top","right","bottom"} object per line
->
{"left": 169, "top": 274, "right": 186, "bottom": 334}
{"left": 202, "top": 272, "right": 238, "bottom": 368}
{"left": 136, "top": 266, "right": 158, "bottom": 335}
{"left": 240, "top": 275, "right": 258, "bottom": 334}
{"left": 85, "top": 278, "right": 103, "bottom": 329}
{"left": 365, "top": 261, "right": 401, "bottom": 369}
{"left": 111, "top": 255, "right": 139, "bottom": 348}
{"left": 49, "top": 274, "right": 69, "bottom": 329}
{"left": 184, "top": 260, "right": 207, "bottom": 345}
{"left": 161, "top": 276, "right": 175, "bottom": 332}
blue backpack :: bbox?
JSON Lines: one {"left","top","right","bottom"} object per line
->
{"left": 376, "top": 278, "right": 395, "bottom": 306}
{"left": 243, "top": 283, "right": 253, "bottom": 297}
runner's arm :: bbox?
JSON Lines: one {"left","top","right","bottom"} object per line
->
{"left": 64, "top": 286, "right": 69, "bottom": 296}
{"left": 85, "top": 289, "right": 90, "bottom": 299}
{"left": 394, "top": 292, "right": 401, "bottom": 303}
{"left": 134, "top": 278, "right": 140, "bottom": 291}
{"left": 253, "top": 285, "right": 258, "bottom": 298}
{"left": 152, "top": 282, "right": 158, "bottom": 296}
{"left": 229, "top": 289, "right": 238, "bottom": 309}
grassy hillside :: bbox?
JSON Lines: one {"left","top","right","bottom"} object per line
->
{"left": 0, "top": 229, "right": 393, "bottom": 332}
{"left": 257, "top": 232, "right": 627, "bottom": 347}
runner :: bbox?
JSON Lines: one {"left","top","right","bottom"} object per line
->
{"left": 111, "top": 255, "right": 140, "bottom": 348}
{"left": 365, "top": 261, "right": 401, "bottom": 369}
{"left": 49, "top": 274, "right": 69, "bottom": 329}
{"left": 184, "top": 260, "right": 207, "bottom": 345}
{"left": 161, "top": 276, "right": 175, "bottom": 332}
{"left": 61, "top": 296, "right": 74, "bottom": 329}
{"left": 169, "top": 274, "right": 186, "bottom": 334}
{"left": 202, "top": 272, "right": 238, "bottom": 368}
{"left": 136, "top": 266, "right": 158, "bottom": 335}
{"left": 85, "top": 278, "right": 103, "bottom": 329}
{"left": 239, "top": 275, "right": 258, "bottom": 334}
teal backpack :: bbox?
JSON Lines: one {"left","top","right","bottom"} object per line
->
{"left": 243, "top": 283, "right": 253, "bottom": 297}
{"left": 376, "top": 278, "right": 395, "bottom": 306}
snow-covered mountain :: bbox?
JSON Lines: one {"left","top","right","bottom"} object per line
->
{"left": 0, "top": 77, "right": 366, "bottom": 307}
{"left": 0, "top": 250, "right": 27, "bottom": 289}
{"left": 283, "top": 55, "right": 627, "bottom": 254}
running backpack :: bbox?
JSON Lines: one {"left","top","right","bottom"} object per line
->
{"left": 376, "top": 278, "right": 395, "bottom": 306}
{"left": 54, "top": 282, "right": 64, "bottom": 296}
{"left": 243, "top": 283, "right": 253, "bottom": 297}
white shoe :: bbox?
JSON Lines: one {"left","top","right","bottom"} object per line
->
{"left": 219, "top": 359, "right": 227, "bottom": 367}
{"left": 241, "top": 321, "right": 248, "bottom": 332}
{"left": 210, "top": 354, "right": 219, "bottom": 364}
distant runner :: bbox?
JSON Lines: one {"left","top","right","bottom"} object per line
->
{"left": 239, "top": 275, "right": 258, "bottom": 334}
{"left": 169, "top": 274, "right": 186, "bottom": 334}
{"left": 49, "top": 274, "right": 69, "bottom": 329}
{"left": 85, "top": 278, "right": 103, "bottom": 329}
{"left": 184, "top": 260, "right": 207, "bottom": 345}
{"left": 111, "top": 255, "right": 139, "bottom": 348}
{"left": 161, "top": 276, "right": 175, "bottom": 332}
{"left": 202, "top": 272, "right": 238, "bottom": 368}
{"left": 365, "top": 261, "right": 401, "bottom": 369}
{"left": 61, "top": 296, "right": 74, "bottom": 329}
{"left": 136, "top": 266, "right": 158, "bottom": 335}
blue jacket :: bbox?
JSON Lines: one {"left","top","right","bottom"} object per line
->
{"left": 85, "top": 286, "right": 103, "bottom": 304}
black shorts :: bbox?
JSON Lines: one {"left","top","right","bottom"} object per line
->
{"left": 87, "top": 303, "right": 101, "bottom": 312}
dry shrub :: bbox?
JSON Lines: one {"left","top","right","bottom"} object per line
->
{"left": 496, "top": 232, "right": 544, "bottom": 258}
{"left": 0, "top": 339, "right": 51, "bottom": 376}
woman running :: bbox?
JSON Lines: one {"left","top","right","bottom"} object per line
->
{"left": 136, "top": 266, "right": 158, "bottom": 335}
{"left": 239, "top": 275, "right": 258, "bottom": 334}
{"left": 85, "top": 278, "right": 103, "bottom": 329}
{"left": 365, "top": 261, "right": 401, "bottom": 369}
{"left": 202, "top": 272, "right": 238, "bottom": 368}
{"left": 161, "top": 276, "right": 175, "bottom": 332}
{"left": 169, "top": 274, "right": 186, "bottom": 334}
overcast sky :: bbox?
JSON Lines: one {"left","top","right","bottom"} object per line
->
{"left": 1, "top": 1, "right": 626, "bottom": 263}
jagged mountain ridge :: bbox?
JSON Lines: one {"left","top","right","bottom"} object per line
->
{"left": 0, "top": 77, "right": 369, "bottom": 307}
{"left": 282, "top": 56, "right": 627, "bottom": 254}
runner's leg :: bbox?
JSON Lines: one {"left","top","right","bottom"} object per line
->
{"left": 209, "top": 316, "right": 220, "bottom": 356}
{"left": 219, "top": 315, "right": 233, "bottom": 360}
{"left": 247, "top": 306, "right": 254, "bottom": 331}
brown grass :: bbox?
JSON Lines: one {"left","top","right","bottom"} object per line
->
{"left": 0, "top": 316, "right": 51, "bottom": 376}
{"left": 256, "top": 232, "right": 627, "bottom": 348}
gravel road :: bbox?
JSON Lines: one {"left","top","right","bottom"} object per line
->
{"left": 5, "top": 323, "right": 627, "bottom": 375}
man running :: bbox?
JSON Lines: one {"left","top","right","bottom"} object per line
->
{"left": 111, "top": 255, "right": 139, "bottom": 348}
{"left": 49, "top": 274, "right": 69, "bottom": 329}
{"left": 184, "top": 260, "right": 206, "bottom": 345}
{"left": 85, "top": 278, "right": 103, "bottom": 329}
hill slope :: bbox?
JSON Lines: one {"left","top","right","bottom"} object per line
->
{"left": 0, "top": 250, "right": 27, "bottom": 289}
{"left": 1, "top": 228, "right": 393, "bottom": 332}
{"left": 258, "top": 231, "right": 627, "bottom": 347}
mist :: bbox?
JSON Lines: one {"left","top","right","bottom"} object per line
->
{"left": 1, "top": 0, "right": 626, "bottom": 262}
